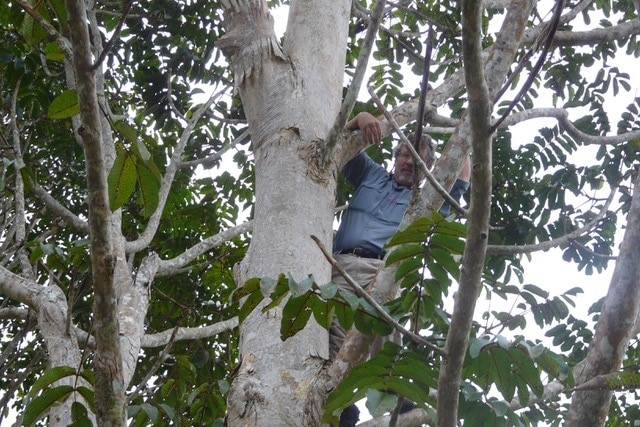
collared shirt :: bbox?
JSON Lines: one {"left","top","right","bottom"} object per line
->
{"left": 333, "top": 152, "right": 469, "bottom": 254}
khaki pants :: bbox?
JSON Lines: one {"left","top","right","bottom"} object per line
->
{"left": 328, "top": 253, "right": 400, "bottom": 360}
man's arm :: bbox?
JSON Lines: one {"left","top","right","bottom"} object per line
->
{"left": 439, "top": 155, "right": 471, "bottom": 217}
{"left": 346, "top": 112, "right": 382, "bottom": 147}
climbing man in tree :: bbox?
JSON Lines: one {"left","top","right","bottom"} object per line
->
{"left": 332, "top": 111, "right": 471, "bottom": 426}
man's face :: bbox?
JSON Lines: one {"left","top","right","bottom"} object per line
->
{"left": 392, "top": 146, "right": 429, "bottom": 186}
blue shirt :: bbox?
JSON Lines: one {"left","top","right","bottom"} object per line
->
{"left": 334, "top": 152, "right": 469, "bottom": 253}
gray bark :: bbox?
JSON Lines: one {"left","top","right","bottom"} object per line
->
{"left": 219, "top": 0, "right": 351, "bottom": 425}
{"left": 566, "top": 171, "right": 640, "bottom": 425}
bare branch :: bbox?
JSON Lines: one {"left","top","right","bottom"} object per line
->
{"left": 497, "top": 107, "right": 640, "bottom": 144}
{"left": 9, "top": 77, "right": 34, "bottom": 278}
{"left": 156, "top": 220, "right": 252, "bottom": 276}
{"left": 0, "top": 306, "right": 29, "bottom": 320}
{"left": 126, "top": 88, "right": 227, "bottom": 254}
{"left": 0, "top": 264, "right": 40, "bottom": 308}
{"left": 553, "top": 20, "right": 640, "bottom": 47}
{"left": 140, "top": 317, "right": 239, "bottom": 348}
{"left": 329, "top": 0, "right": 387, "bottom": 153}
{"left": 30, "top": 183, "right": 89, "bottom": 233}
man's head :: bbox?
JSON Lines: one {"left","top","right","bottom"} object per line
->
{"left": 392, "top": 133, "right": 436, "bottom": 186}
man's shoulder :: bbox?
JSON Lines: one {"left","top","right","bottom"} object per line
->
{"left": 345, "top": 151, "right": 387, "bottom": 179}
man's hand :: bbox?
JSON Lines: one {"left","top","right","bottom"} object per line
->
{"left": 346, "top": 112, "right": 382, "bottom": 146}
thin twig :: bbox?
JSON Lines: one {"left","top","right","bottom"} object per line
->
{"left": 310, "top": 235, "right": 444, "bottom": 355}
{"left": 128, "top": 325, "right": 180, "bottom": 402}
{"left": 491, "top": 0, "right": 564, "bottom": 132}
{"left": 367, "top": 86, "right": 467, "bottom": 216}
{"left": 92, "top": 0, "right": 134, "bottom": 70}
{"left": 327, "top": 0, "right": 387, "bottom": 154}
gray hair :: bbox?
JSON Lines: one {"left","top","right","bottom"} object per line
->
{"left": 393, "top": 133, "right": 436, "bottom": 169}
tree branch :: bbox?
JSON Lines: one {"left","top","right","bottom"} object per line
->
{"left": 156, "top": 220, "right": 252, "bottom": 276}
{"left": 310, "top": 235, "right": 444, "bottom": 354}
{"left": 9, "top": 77, "right": 34, "bottom": 279}
{"left": 487, "top": 183, "right": 617, "bottom": 255}
{"left": 126, "top": 89, "right": 225, "bottom": 254}
{"left": 328, "top": 0, "right": 387, "bottom": 154}
{"left": 140, "top": 317, "right": 239, "bottom": 348}
{"left": 0, "top": 265, "right": 40, "bottom": 308}
{"left": 29, "top": 183, "right": 89, "bottom": 233}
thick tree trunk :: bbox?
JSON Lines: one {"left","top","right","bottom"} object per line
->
{"left": 220, "top": 0, "right": 351, "bottom": 424}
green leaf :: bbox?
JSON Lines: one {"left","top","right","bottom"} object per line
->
{"left": 523, "top": 284, "right": 549, "bottom": 299}
{"left": 333, "top": 300, "right": 354, "bottom": 330}
{"left": 26, "top": 366, "right": 77, "bottom": 400}
{"left": 262, "top": 276, "right": 289, "bottom": 312}
{"left": 23, "top": 385, "right": 74, "bottom": 427}
{"left": 281, "top": 293, "right": 315, "bottom": 340}
{"left": 395, "top": 257, "right": 422, "bottom": 282}
{"left": 365, "top": 389, "right": 398, "bottom": 417}
{"left": 78, "top": 369, "right": 95, "bottom": 386}
{"left": 108, "top": 144, "right": 138, "bottom": 212}
{"left": 68, "top": 401, "right": 93, "bottom": 427}
{"left": 239, "top": 290, "right": 264, "bottom": 323}
{"left": 430, "top": 233, "right": 465, "bottom": 254}
{"left": 429, "top": 247, "right": 460, "bottom": 278}
{"left": 141, "top": 402, "right": 159, "bottom": 422}
{"left": 232, "top": 277, "right": 260, "bottom": 303}
{"left": 312, "top": 296, "right": 333, "bottom": 330}
{"left": 490, "top": 347, "right": 516, "bottom": 401}
{"left": 44, "top": 42, "right": 65, "bottom": 61}
{"left": 469, "top": 337, "right": 492, "bottom": 358}
{"left": 319, "top": 281, "right": 338, "bottom": 300}
{"left": 74, "top": 386, "right": 95, "bottom": 413}
{"left": 136, "top": 158, "right": 160, "bottom": 217}
{"left": 20, "top": 9, "right": 48, "bottom": 46}
{"left": 510, "top": 347, "right": 544, "bottom": 398}
{"left": 290, "top": 274, "right": 314, "bottom": 297}
{"left": 114, "top": 121, "right": 139, "bottom": 146}
{"left": 385, "top": 243, "right": 425, "bottom": 266}
{"left": 47, "top": 90, "right": 79, "bottom": 119}
{"left": 47, "top": 0, "right": 69, "bottom": 25}
{"left": 260, "top": 276, "right": 277, "bottom": 296}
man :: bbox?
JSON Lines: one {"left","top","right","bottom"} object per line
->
{"left": 332, "top": 112, "right": 470, "bottom": 426}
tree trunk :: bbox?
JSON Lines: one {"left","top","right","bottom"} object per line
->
{"left": 220, "top": 0, "right": 351, "bottom": 425}
{"left": 63, "top": 0, "right": 126, "bottom": 424}
{"left": 566, "top": 171, "right": 640, "bottom": 426}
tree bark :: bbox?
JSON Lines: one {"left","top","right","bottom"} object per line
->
{"left": 219, "top": 0, "right": 351, "bottom": 425}
{"left": 63, "top": 0, "right": 126, "bottom": 424}
{"left": 566, "top": 170, "right": 640, "bottom": 425}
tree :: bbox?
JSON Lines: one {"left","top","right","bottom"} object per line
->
{"left": 1, "top": 0, "right": 639, "bottom": 426}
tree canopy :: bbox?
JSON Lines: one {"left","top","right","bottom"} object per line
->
{"left": 0, "top": 0, "right": 640, "bottom": 426}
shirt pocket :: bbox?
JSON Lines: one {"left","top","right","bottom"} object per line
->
{"left": 377, "top": 193, "right": 409, "bottom": 226}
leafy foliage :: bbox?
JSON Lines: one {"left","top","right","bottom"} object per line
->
{"left": 324, "top": 343, "right": 436, "bottom": 425}
{"left": 0, "top": 0, "right": 639, "bottom": 425}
